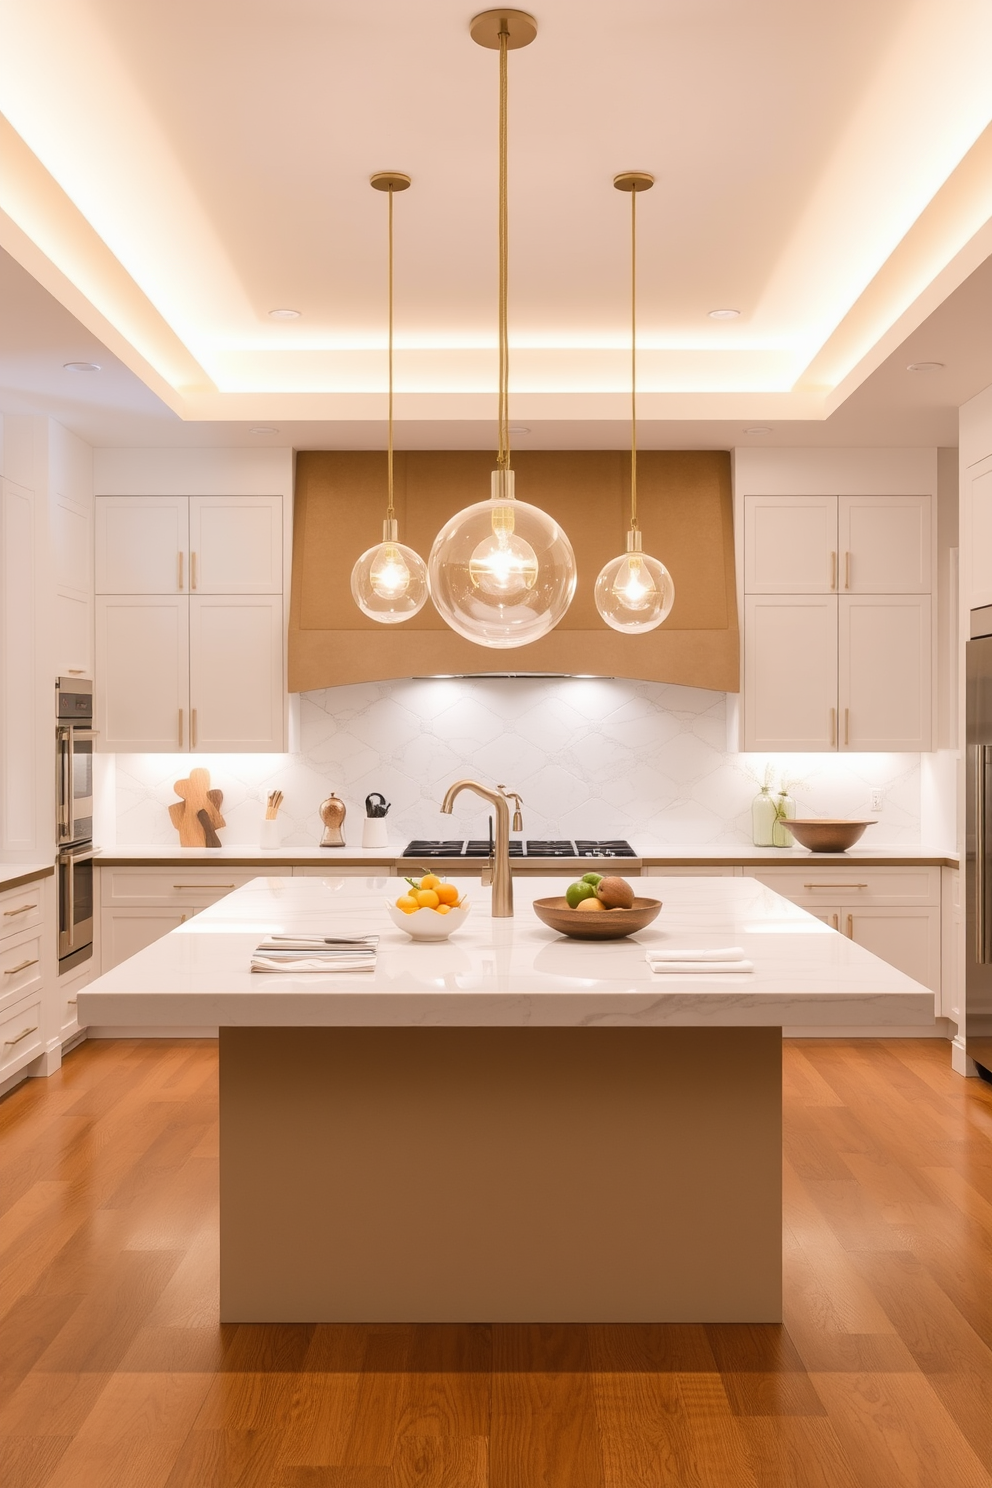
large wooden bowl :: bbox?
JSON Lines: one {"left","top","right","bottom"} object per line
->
{"left": 532, "top": 896, "right": 662, "bottom": 940}
{"left": 785, "top": 819, "right": 876, "bottom": 853}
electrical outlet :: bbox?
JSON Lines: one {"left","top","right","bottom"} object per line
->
{"left": 869, "top": 788, "right": 884, "bottom": 812}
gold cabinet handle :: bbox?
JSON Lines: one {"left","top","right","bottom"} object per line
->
{"left": 172, "top": 884, "right": 235, "bottom": 890}
{"left": 844, "top": 551, "right": 851, "bottom": 589}
{"left": 830, "top": 913, "right": 839, "bottom": 930}
{"left": 191, "top": 551, "right": 197, "bottom": 590}
{"left": 804, "top": 883, "right": 868, "bottom": 890}
{"left": 67, "top": 998, "right": 77, "bottom": 1004}
{"left": 4, "top": 958, "right": 38, "bottom": 976}
{"left": 4, "top": 1025, "right": 38, "bottom": 1046}
{"left": 178, "top": 551, "right": 184, "bottom": 590}
{"left": 191, "top": 708, "right": 198, "bottom": 747}
{"left": 844, "top": 707, "right": 850, "bottom": 746}
{"left": 830, "top": 551, "right": 837, "bottom": 590}
{"left": 3, "top": 903, "right": 36, "bottom": 917}
{"left": 830, "top": 707, "right": 836, "bottom": 746}
{"left": 846, "top": 914, "right": 854, "bottom": 938}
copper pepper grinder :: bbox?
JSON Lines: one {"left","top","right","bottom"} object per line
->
{"left": 319, "top": 792, "right": 346, "bottom": 847}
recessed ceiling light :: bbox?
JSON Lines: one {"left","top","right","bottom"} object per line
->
{"left": 708, "top": 308, "right": 741, "bottom": 320}
{"left": 64, "top": 361, "right": 101, "bottom": 372}
{"left": 906, "top": 361, "right": 944, "bottom": 372}
{"left": 742, "top": 426, "right": 773, "bottom": 434}
{"left": 249, "top": 425, "right": 279, "bottom": 435}
{"left": 268, "top": 308, "right": 301, "bottom": 320}
{"left": 509, "top": 425, "right": 531, "bottom": 434}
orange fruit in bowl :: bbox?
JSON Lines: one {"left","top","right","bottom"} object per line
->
{"left": 437, "top": 883, "right": 460, "bottom": 906}
{"left": 416, "top": 888, "right": 440, "bottom": 909}
{"left": 395, "top": 894, "right": 418, "bottom": 914}
{"left": 419, "top": 874, "right": 442, "bottom": 891}
{"left": 435, "top": 904, "right": 451, "bottom": 915}
{"left": 576, "top": 896, "right": 606, "bottom": 912}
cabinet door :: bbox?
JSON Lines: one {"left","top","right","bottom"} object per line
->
{"left": 844, "top": 905, "right": 940, "bottom": 996}
{"left": 95, "top": 497, "right": 187, "bottom": 594}
{"left": 100, "top": 908, "right": 189, "bottom": 974}
{"left": 743, "top": 496, "right": 837, "bottom": 593}
{"left": 839, "top": 595, "right": 931, "bottom": 750}
{"left": 838, "top": 496, "right": 931, "bottom": 593}
{"left": 744, "top": 595, "right": 837, "bottom": 750}
{"left": 967, "top": 455, "right": 992, "bottom": 609}
{"left": 1, "top": 480, "right": 37, "bottom": 852}
{"left": 95, "top": 596, "right": 189, "bottom": 751}
{"left": 189, "top": 595, "right": 284, "bottom": 751}
{"left": 189, "top": 496, "right": 282, "bottom": 593}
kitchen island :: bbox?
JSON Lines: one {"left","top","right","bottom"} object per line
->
{"left": 78, "top": 874, "right": 934, "bottom": 1325}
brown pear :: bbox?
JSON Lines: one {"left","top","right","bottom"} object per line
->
{"left": 596, "top": 875, "right": 635, "bottom": 909}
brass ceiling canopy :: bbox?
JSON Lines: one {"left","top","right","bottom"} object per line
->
{"left": 614, "top": 171, "right": 655, "bottom": 193}
{"left": 469, "top": 9, "right": 537, "bottom": 49}
{"left": 369, "top": 172, "right": 411, "bottom": 193}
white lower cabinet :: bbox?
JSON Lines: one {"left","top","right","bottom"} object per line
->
{"left": 100, "top": 908, "right": 190, "bottom": 972}
{"left": 0, "top": 872, "right": 57, "bottom": 1089}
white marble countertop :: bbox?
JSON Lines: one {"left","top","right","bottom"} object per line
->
{"left": 77, "top": 874, "right": 936, "bottom": 1031}
{"left": 0, "top": 862, "right": 54, "bottom": 892}
{"left": 93, "top": 841, "right": 959, "bottom": 868}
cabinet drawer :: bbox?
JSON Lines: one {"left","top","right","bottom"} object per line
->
{"left": 292, "top": 866, "right": 393, "bottom": 878}
{"left": 641, "top": 867, "right": 738, "bottom": 878}
{"left": 0, "top": 929, "right": 43, "bottom": 1005}
{"left": 0, "top": 992, "right": 44, "bottom": 1076}
{"left": 0, "top": 881, "right": 43, "bottom": 938}
{"left": 100, "top": 867, "right": 288, "bottom": 907}
{"left": 750, "top": 865, "right": 940, "bottom": 906}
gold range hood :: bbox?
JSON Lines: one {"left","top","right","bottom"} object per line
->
{"left": 289, "top": 449, "right": 738, "bottom": 691}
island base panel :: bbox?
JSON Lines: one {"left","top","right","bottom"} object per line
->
{"left": 219, "top": 1025, "right": 782, "bottom": 1323}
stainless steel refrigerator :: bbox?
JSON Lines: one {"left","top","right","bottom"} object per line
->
{"left": 966, "top": 607, "right": 992, "bottom": 1074}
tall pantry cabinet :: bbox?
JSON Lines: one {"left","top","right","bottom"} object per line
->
{"left": 742, "top": 495, "right": 933, "bottom": 751}
{"left": 94, "top": 496, "right": 285, "bottom": 752}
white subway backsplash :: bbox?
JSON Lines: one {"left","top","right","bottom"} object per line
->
{"left": 110, "top": 678, "right": 923, "bottom": 848}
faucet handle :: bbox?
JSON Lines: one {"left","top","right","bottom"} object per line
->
{"left": 497, "top": 784, "right": 524, "bottom": 833}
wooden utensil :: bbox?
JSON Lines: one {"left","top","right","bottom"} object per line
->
{"left": 197, "top": 809, "right": 222, "bottom": 848}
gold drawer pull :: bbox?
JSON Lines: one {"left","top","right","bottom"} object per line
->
{"left": 172, "top": 884, "right": 235, "bottom": 890}
{"left": 4, "top": 958, "right": 38, "bottom": 976}
{"left": 3, "top": 903, "right": 36, "bottom": 916}
{"left": 67, "top": 998, "right": 77, "bottom": 1004}
{"left": 803, "top": 883, "right": 867, "bottom": 890}
{"left": 4, "top": 1025, "right": 38, "bottom": 1047}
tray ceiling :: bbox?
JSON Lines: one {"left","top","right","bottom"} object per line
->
{"left": 0, "top": 0, "right": 990, "bottom": 427}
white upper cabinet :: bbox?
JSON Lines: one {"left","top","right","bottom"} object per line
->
{"left": 95, "top": 497, "right": 188, "bottom": 594}
{"left": 96, "top": 595, "right": 189, "bottom": 751}
{"left": 744, "top": 595, "right": 838, "bottom": 751}
{"left": 744, "top": 496, "right": 836, "bottom": 593}
{"left": 839, "top": 595, "right": 932, "bottom": 751}
{"left": 189, "top": 497, "right": 282, "bottom": 593}
{"left": 189, "top": 596, "right": 284, "bottom": 751}
{"left": 838, "top": 496, "right": 931, "bottom": 593}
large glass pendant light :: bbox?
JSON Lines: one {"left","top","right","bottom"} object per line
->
{"left": 350, "top": 171, "right": 430, "bottom": 623}
{"left": 428, "top": 10, "right": 576, "bottom": 649}
{"left": 594, "top": 172, "right": 675, "bottom": 634}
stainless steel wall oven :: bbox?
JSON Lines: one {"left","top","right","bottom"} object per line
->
{"left": 56, "top": 677, "right": 95, "bottom": 971}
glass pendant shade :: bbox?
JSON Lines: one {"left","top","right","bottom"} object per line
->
{"left": 594, "top": 529, "right": 675, "bottom": 634}
{"left": 429, "top": 470, "right": 576, "bottom": 648}
{"left": 351, "top": 518, "right": 429, "bottom": 624}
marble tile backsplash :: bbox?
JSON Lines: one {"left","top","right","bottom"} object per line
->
{"left": 109, "top": 678, "right": 923, "bottom": 849}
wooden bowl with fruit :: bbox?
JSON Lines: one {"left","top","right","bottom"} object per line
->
{"left": 387, "top": 873, "right": 469, "bottom": 940}
{"left": 533, "top": 873, "right": 661, "bottom": 941}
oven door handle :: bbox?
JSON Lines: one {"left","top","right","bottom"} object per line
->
{"left": 57, "top": 728, "right": 70, "bottom": 838}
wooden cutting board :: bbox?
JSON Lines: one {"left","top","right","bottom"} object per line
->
{"left": 170, "top": 768, "right": 226, "bottom": 847}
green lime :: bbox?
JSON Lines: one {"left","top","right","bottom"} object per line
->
{"left": 565, "top": 880, "right": 596, "bottom": 908}
{"left": 581, "top": 872, "right": 604, "bottom": 886}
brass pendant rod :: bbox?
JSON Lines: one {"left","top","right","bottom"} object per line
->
{"left": 387, "top": 182, "right": 395, "bottom": 519}
{"left": 630, "top": 184, "right": 637, "bottom": 532}
{"left": 497, "top": 20, "right": 510, "bottom": 472}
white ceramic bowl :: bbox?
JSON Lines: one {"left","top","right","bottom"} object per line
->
{"left": 385, "top": 899, "right": 470, "bottom": 941}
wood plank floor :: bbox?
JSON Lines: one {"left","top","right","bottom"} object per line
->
{"left": 1, "top": 1038, "right": 992, "bottom": 1487}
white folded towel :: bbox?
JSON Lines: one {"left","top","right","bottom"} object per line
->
{"left": 647, "top": 946, "right": 746, "bottom": 963}
{"left": 647, "top": 959, "right": 754, "bottom": 975}
{"left": 251, "top": 953, "right": 376, "bottom": 974}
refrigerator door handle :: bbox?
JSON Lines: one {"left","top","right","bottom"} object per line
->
{"left": 977, "top": 744, "right": 991, "bottom": 964}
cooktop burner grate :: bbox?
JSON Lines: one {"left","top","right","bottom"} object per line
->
{"left": 401, "top": 838, "right": 636, "bottom": 859}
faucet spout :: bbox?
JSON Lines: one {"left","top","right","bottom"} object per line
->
{"left": 440, "top": 778, "right": 515, "bottom": 917}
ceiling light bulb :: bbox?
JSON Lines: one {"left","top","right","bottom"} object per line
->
{"left": 708, "top": 308, "right": 740, "bottom": 319}
{"left": 468, "top": 504, "right": 539, "bottom": 597}
{"left": 351, "top": 520, "right": 429, "bottom": 623}
{"left": 906, "top": 361, "right": 944, "bottom": 372}
{"left": 594, "top": 531, "right": 675, "bottom": 634}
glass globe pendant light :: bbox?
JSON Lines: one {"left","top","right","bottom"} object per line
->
{"left": 594, "top": 172, "right": 675, "bottom": 635}
{"left": 428, "top": 10, "right": 576, "bottom": 649}
{"left": 350, "top": 171, "right": 430, "bottom": 623}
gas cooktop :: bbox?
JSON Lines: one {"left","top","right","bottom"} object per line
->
{"left": 402, "top": 839, "right": 636, "bottom": 859}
